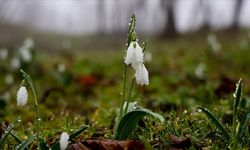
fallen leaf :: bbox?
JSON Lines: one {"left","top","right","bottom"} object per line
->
{"left": 168, "top": 134, "right": 191, "bottom": 149}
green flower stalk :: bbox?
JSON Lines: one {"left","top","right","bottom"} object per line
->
{"left": 19, "top": 69, "right": 40, "bottom": 142}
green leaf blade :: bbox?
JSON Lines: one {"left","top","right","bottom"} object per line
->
{"left": 236, "top": 111, "right": 250, "bottom": 141}
{"left": 198, "top": 107, "right": 230, "bottom": 141}
{"left": 16, "top": 134, "right": 36, "bottom": 150}
{"left": 115, "top": 108, "right": 165, "bottom": 140}
{"left": 234, "top": 79, "right": 242, "bottom": 116}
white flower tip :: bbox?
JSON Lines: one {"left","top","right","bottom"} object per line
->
{"left": 60, "top": 132, "right": 69, "bottom": 150}
{"left": 135, "top": 65, "right": 149, "bottom": 86}
{"left": 17, "top": 86, "right": 28, "bottom": 106}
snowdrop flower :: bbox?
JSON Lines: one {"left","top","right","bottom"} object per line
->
{"left": 59, "top": 132, "right": 69, "bottom": 150}
{"left": 10, "top": 57, "right": 21, "bottom": 70}
{"left": 195, "top": 63, "right": 206, "bottom": 79}
{"left": 19, "top": 47, "right": 32, "bottom": 62}
{"left": 23, "top": 38, "right": 34, "bottom": 49}
{"left": 17, "top": 86, "right": 28, "bottom": 106}
{"left": 207, "top": 33, "right": 221, "bottom": 53}
{"left": 124, "top": 41, "right": 144, "bottom": 70}
{"left": 135, "top": 64, "right": 149, "bottom": 86}
{"left": 5, "top": 74, "right": 14, "bottom": 85}
{"left": 0, "top": 48, "right": 8, "bottom": 60}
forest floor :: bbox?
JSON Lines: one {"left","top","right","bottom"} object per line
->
{"left": 1, "top": 30, "right": 250, "bottom": 149}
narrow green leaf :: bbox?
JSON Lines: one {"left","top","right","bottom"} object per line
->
{"left": 236, "top": 111, "right": 250, "bottom": 141}
{"left": 115, "top": 108, "right": 164, "bottom": 140}
{"left": 234, "top": 79, "right": 242, "bottom": 116}
{"left": 69, "top": 125, "right": 89, "bottom": 140}
{"left": 0, "top": 124, "right": 14, "bottom": 148}
{"left": 51, "top": 143, "right": 60, "bottom": 150}
{"left": 16, "top": 134, "right": 36, "bottom": 150}
{"left": 197, "top": 107, "right": 230, "bottom": 141}
{"left": 10, "top": 131, "right": 22, "bottom": 143}
{"left": 39, "top": 139, "right": 49, "bottom": 150}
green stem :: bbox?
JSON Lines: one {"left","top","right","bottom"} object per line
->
{"left": 118, "top": 63, "right": 127, "bottom": 119}
{"left": 124, "top": 78, "right": 135, "bottom": 113}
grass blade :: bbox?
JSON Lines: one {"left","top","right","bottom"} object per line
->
{"left": 236, "top": 111, "right": 250, "bottom": 141}
{"left": 0, "top": 124, "right": 14, "bottom": 149}
{"left": 10, "top": 131, "right": 22, "bottom": 143}
{"left": 115, "top": 108, "right": 164, "bottom": 140}
{"left": 198, "top": 107, "right": 230, "bottom": 141}
{"left": 16, "top": 134, "right": 36, "bottom": 150}
{"left": 39, "top": 139, "right": 49, "bottom": 150}
{"left": 234, "top": 79, "right": 242, "bottom": 117}
{"left": 69, "top": 125, "right": 89, "bottom": 140}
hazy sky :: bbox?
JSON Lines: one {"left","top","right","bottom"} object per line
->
{"left": 0, "top": 0, "right": 249, "bottom": 35}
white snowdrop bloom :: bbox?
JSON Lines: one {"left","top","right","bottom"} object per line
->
{"left": 0, "top": 48, "right": 8, "bottom": 60}
{"left": 59, "top": 132, "right": 69, "bottom": 150}
{"left": 23, "top": 38, "right": 34, "bottom": 49}
{"left": 5, "top": 74, "right": 14, "bottom": 85}
{"left": 17, "top": 86, "right": 28, "bottom": 106}
{"left": 195, "top": 63, "right": 206, "bottom": 79}
{"left": 207, "top": 33, "right": 221, "bottom": 53}
{"left": 10, "top": 57, "right": 21, "bottom": 70}
{"left": 144, "top": 51, "right": 152, "bottom": 63}
{"left": 57, "top": 63, "right": 66, "bottom": 73}
{"left": 19, "top": 47, "right": 32, "bottom": 62}
{"left": 124, "top": 41, "right": 144, "bottom": 70}
{"left": 135, "top": 64, "right": 149, "bottom": 86}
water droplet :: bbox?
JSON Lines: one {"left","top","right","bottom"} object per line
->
{"left": 197, "top": 109, "right": 202, "bottom": 112}
{"left": 120, "top": 92, "right": 123, "bottom": 96}
{"left": 128, "top": 23, "right": 131, "bottom": 25}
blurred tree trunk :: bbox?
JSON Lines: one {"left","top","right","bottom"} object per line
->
{"left": 228, "top": 0, "right": 244, "bottom": 30}
{"left": 199, "top": 0, "right": 210, "bottom": 31}
{"left": 161, "top": 0, "right": 177, "bottom": 38}
{"left": 97, "top": 0, "right": 106, "bottom": 34}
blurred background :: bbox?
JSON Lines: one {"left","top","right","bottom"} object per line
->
{"left": 0, "top": 0, "right": 249, "bottom": 51}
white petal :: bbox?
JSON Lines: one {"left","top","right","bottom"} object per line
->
{"left": 135, "top": 64, "right": 149, "bottom": 86}
{"left": 60, "top": 132, "right": 69, "bottom": 150}
{"left": 124, "top": 42, "right": 134, "bottom": 65}
{"left": 124, "top": 41, "right": 144, "bottom": 69}
{"left": 17, "top": 86, "right": 28, "bottom": 106}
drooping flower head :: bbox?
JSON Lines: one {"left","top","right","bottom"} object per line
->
{"left": 10, "top": 57, "right": 21, "bottom": 70}
{"left": 17, "top": 86, "right": 28, "bottom": 106}
{"left": 59, "top": 132, "right": 69, "bottom": 150}
{"left": 0, "top": 48, "right": 8, "bottom": 60}
{"left": 124, "top": 41, "right": 144, "bottom": 70}
{"left": 135, "top": 64, "right": 149, "bottom": 86}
